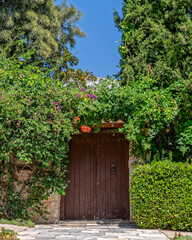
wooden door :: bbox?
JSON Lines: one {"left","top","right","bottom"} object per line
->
{"left": 60, "top": 130, "right": 129, "bottom": 220}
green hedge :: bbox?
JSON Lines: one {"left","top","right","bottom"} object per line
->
{"left": 130, "top": 160, "right": 192, "bottom": 230}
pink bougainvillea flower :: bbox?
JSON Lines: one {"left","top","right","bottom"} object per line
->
{"left": 76, "top": 94, "right": 82, "bottom": 98}
{"left": 81, "top": 125, "right": 91, "bottom": 133}
{"left": 86, "top": 94, "right": 98, "bottom": 100}
{"left": 80, "top": 88, "right": 86, "bottom": 92}
{"left": 53, "top": 101, "right": 57, "bottom": 105}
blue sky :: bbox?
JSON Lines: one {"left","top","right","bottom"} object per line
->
{"left": 55, "top": 0, "right": 122, "bottom": 78}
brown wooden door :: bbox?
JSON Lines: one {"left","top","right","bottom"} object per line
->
{"left": 60, "top": 130, "right": 129, "bottom": 220}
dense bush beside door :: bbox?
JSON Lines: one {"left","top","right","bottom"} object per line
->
{"left": 130, "top": 160, "right": 192, "bottom": 231}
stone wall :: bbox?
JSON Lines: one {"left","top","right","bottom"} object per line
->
{"left": 13, "top": 162, "right": 61, "bottom": 224}
{"left": 34, "top": 194, "right": 60, "bottom": 224}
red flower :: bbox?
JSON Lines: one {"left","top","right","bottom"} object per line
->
{"left": 81, "top": 125, "right": 91, "bottom": 133}
{"left": 74, "top": 117, "right": 80, "bottom": 121}
{"left": 178, "top": 233, "right": 181, "bottom": 237}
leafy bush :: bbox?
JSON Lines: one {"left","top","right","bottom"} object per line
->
{"left": 0, "top": 228, "right": 19, "bottom": 240}
{"left": 0, "top": 50, "right": 100, "bottom": 220}
{"left": 130, "top": 160, "right": 192, "bottom": 230}
{"left": 174, "top": 235, "right": 192, "bottom": 240}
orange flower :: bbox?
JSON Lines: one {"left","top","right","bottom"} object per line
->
{"left": 81, "top": 125, "right": 91, "bottom": 133}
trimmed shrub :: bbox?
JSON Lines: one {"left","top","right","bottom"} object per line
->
{"left": 130, "top": 160, "right": 192, "bottom": 230}
{"left": 174, "top": 236, "right": 192, "bottom": 240}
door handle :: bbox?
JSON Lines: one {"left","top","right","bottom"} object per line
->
{"left": 111, "top": 165, "right": 116, "bottom": 174}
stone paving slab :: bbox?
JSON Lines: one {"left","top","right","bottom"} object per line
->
{"left": 17, "top": 221, "right": 170, "bottom": 240}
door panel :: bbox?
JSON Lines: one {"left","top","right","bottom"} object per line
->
{"left": 60, "top": 130, "right": 129, "bottom": 220}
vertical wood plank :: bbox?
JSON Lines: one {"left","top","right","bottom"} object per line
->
{"left": 74, "top": 135, "right": 80, "bottom": 219}
{"left": 93, "top": 132, "right": 97, "bottom": 219}
{"left": 79, "top": 134, "right": 84, "bottom": 219}
{"left": 115, "top": 133, "right": 121, "bottom": 218}
{"left": 99, "top": 132, "right": 107, "bottom": 219}
{"left": 105, "top": 132, "right": 111, "bottom": 218}
{"left": 125, "top": 140, "right": 130, "bottom": 218}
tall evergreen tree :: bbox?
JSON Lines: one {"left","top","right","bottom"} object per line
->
{"left": 0, "top": 0, "right": 85, "bottom": 59}
{"left": 114, "top": 0, "right": 192, "bottom": 86}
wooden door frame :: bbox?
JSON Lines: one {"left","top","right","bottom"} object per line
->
{"left": 60, "top": 123, "right": 131, "bottom": 220}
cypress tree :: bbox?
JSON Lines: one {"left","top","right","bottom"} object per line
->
{"left": 114, "top": 0, "right": 192, "bottom": 86}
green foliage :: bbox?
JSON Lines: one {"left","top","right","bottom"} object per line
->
{"left": 0, "top": 228, "right": 19, "bottom": 240}
{"left": 114, "top": 0, "right": 192, "bottom": 161}
{"left": 0, "top": 41, "right": 191, "bottom": 220}
{"left": 130, "top": 160, "right": 192, "bottom": 230}
{"left": 114, "top": 0, "right": 192, "bottom": 87}
{"left": 0, "top": 45, "right": 100, "bottom": 220}
{"left": 0, "top": 0, "right": 85, "bottom": 59}
{"left": 0, "top": 0, "right": 90, "bottom": 84}
{"left": 0, "top": 219, "right": 34, "bottom": 228}
{"left": 174, "top": 235, "right": 192, "bottom": 240}
{"left": 118, "top": 78, "right": 179, "bottom": 160}
{"left": 92, "top": 76, "right": 192, "bottom": 162}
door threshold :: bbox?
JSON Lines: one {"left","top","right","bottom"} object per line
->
{"left": 59, "top": 219, "right": 135, "bottom": 226}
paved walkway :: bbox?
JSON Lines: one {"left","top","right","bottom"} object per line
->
{"left": 17, "top": 220, "right": 170, "bottom": 240}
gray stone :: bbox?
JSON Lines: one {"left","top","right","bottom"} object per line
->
{"left": 19, "top": 237, "right": 36, "bottom": 240}
{"left": 17, "top": 221, "right": 175, "bottom": 240}
{"left": 118, "top": 237, "right": 145, "bottom": 240}
{"left": 35, "top": 225, "right": 53, "bottom": 229}
{"left": 139, "top": 233, "right": 167, "bottom": 237}
{"left": 55, "top": 236, "right": 74, "bottom": 239}
{"left": 36, "top": 239, "right": 55, "bottom": 240}
{"left": 53, "top": 227, "right": 72, "bottom": 230}
{"left": 97, "top": 238, "right": 118, "bottom": 240}
{"left": 81, "top": 230, "right": 100, "bottom": 234}
{"left": 105, "top": 233, "right": 135, "bottom": 237}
